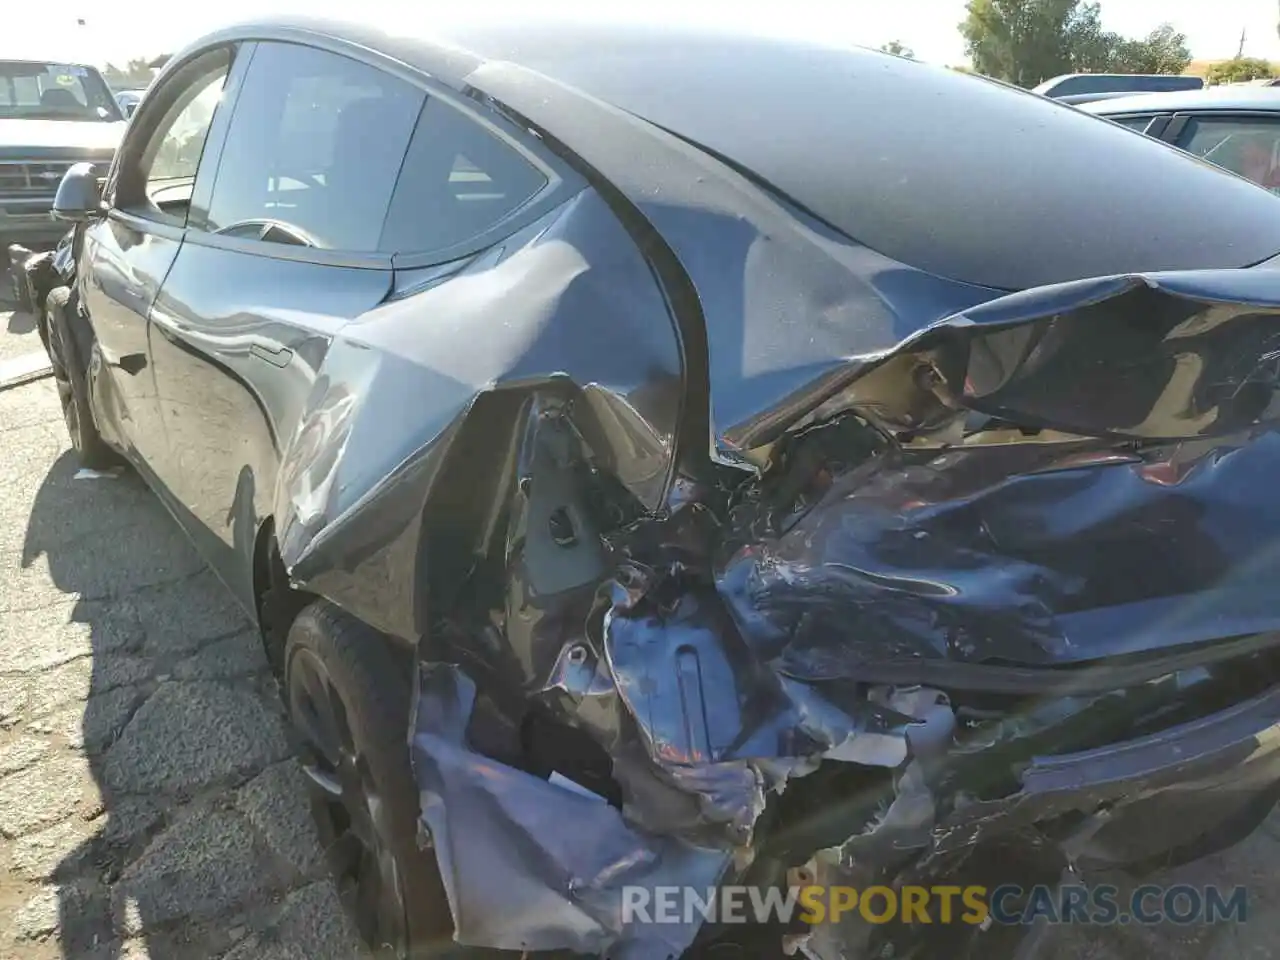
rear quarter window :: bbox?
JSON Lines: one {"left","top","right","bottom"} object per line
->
{"left": 379, "top": 97, "right": 548, "bottom": 255}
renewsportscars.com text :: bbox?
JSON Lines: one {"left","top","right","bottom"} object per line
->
{"left": 621, "top": 884, "right": 1248, "bottom": 927}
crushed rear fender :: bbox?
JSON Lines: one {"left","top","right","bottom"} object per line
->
{"left": 273, "top": 224, "right": 1280, "bottom": 957}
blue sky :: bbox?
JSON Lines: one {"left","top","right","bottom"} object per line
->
{"left": 21, "top": 0, "right": 1280, "bottom": 66}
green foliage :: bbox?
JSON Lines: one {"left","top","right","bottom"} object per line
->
{"left": 880, "top": 40, "right": 916, "bottom": 59}
{"left": 101, "top": 57, "right": 158, "bottom": 89}
{"left": 960, "top": 0, "right": 1078, "bottom": 86}
{"left": 1111, "top": 24, "right": 1194, "bottom": 74}
{"left": 1205, "top": 57, "right": 1277, "bottom": 85}
{"left": 960, "top": 0, "right": 1191, "bottom": 86}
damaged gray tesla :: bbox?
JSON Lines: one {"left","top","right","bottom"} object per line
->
{"left": 31, "top": 13, "right": 1280, "bottom": 960}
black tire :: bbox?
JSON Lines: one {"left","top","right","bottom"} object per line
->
{"left": 284, "top": 601, "right": 456, "bottom": 958}
{"left": 45, "top": 286, "right": 120, "bottom": 470}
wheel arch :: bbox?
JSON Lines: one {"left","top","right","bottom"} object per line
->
{"left": 252, "top": 516, "right": 318, "bottom": 677}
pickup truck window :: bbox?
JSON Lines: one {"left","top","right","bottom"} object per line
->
{"left": 0, "top": 60, "right": 121, "bottom": 122}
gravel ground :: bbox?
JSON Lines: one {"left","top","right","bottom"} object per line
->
{"left": 0, "top": 271, "right": 1278, "bottom": 959}
{"left": 1, "top": 287, "right": 40, "bottom": 363}
{"left": 0, "top": 275, "right": 364, "bottom": 959}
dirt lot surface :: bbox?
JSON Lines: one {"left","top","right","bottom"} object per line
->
{"left": 0, "top": 278, "right": 363, "bottom": 958}
{"left": 0, "top": 272, "right": 1278, "bottom": 959}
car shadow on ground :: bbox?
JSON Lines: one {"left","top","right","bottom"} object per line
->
{"left": 17, "top": 448, "right": 361, "bottom": 959}
{"left": 6, "top": 308, "right": 36, "bottom": 337}
{"left": 0, "top": 269, "right": 36, "bottom": 336}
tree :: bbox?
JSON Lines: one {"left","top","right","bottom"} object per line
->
{"left": 1109, "top": 23, "right": 1192, "bottom": 74}
{"left": 960, "top": 0, "right": 1192, "bottom": 86}
{"left": 880, "top": 40, "right": 916, "bottom": 59}
{"left": 1062, "top": 2, "right": 1131, "bottom": 72}
{"left": 962, "top": 0, "right": 1057, "bottom": 86}
{"left": 1205, "top": 57, "right": 1277, "bottom": 84}
{"left": 960, "top": 0, "right": 1109, "bottom": 87}
{"left": 101, "top": 56, "right": 163, "bottom": 89}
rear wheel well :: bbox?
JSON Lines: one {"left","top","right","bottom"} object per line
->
{"left": 252, "top": 519, "right": 316, "bottom": 679}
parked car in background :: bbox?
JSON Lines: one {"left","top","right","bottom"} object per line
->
{"left": 31, "top": 16, "right": 1280, "bottom": 960}
{"left": 1035, "top": 71, "right": 1203, "bottom": 98}
{"left": 0, "top": 56, "right": 125, "bottom": 248}
{"left": 1056, "top": 89, "right": 1163, "bottom": 105}
{"left": 113, "top": 88, "right": 144, "bottom": 116}
{"left": 1083, "top": 87, "right": 1280, "bottom": 192}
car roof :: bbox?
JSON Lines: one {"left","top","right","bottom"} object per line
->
{"left": 1082, "top": 86, "right": 1280, "bottom": 115}
{"left": 0, "top": 55, "right": 99, "bottom": 69}
{"left": 1057, "top": 90, "right": 1157, "bottom": 105}
{"left": 186, "top": 15, "right": 1280, "bottom": 291}
{"left": 1034, "top": 73, "right": 1202, "bottom": 94}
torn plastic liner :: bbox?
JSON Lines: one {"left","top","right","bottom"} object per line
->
{"left": 411, "top": 663, "right": 732, "bottom": 958}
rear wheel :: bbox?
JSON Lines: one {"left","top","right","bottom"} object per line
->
{"left": 284, "top": 601, "right": 456, "bottom": 958}
{"left": 45, "top": 286, "right": 120, "bottom": 470}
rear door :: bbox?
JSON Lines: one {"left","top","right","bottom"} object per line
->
{"left": 148, "top": 38, "right": 571, "bottom": 606}
{"left": 144, "top": 40, "right": 424, "bottom": 600}
{"left": 80, "top": 47, "right": 235, "bottom": 464}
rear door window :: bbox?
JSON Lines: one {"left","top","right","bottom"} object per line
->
{"left": 1177, "top": 116, "right": 1280, "bottom": 192}
{"left": 204, "top": 42, "right": 424, "bottom": 251}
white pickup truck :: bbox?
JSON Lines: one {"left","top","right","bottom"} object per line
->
{"left": 0, "top": 57, "right": 124, "bottom": 249}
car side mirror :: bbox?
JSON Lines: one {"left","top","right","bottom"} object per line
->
{"left": 125, "top": 103, "right": 137, "bottom": 118}
{"left": 53, "top": 162, "right": 105, "bottom": 222}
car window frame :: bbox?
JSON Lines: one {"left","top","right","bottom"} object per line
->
{"left": 1115, "top": 114, "right": 1160, "bottom": 135}
{"left": 174, "top": 32, "right": 582, "bottom": 271}
{"left": 1095, "top": 113, "right": 1172, "bottom": 140}
{"left": 1168, "top": 110, "right": 1280, "bottom": 149}
{"left": 104, "top": 44, "right": 246, "bottom": 237}
{"left": 1166, "top": 110, "right": 1280, "bottom": 187}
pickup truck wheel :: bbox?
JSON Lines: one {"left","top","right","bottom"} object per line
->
{"left": 284, "top": 601, "right": 456, "bottom": 958}
{"left": 45, "top": 286, "right": 120, "bottom": 470}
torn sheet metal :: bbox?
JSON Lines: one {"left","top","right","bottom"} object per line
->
{"left": 412, "top": 663, "right": 732, "bottom": 958}
{"left": 272, "top": 188, "right": 685, "bottom": 640}
{"left": 535, "top": 562, "right": 952, "bottom": 846}
{"left": 717, "top": 426, "right": 1280, "bottom": 678}
{"left": 800, "top": 665, "right": 1280, "bottom": 960}
{"left": 711, "top": 271, "right": 1280, "bottom": 681}
{"left": 728, "top": 268, "right": 1280, "bottom": 450}
{"left": 272, "top": 158, "right": 1280, "bottom": 957}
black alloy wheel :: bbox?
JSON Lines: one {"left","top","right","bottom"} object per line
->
{"left": 283, "top": 601, "right": 456, "bottom": 959}
{"left": 289, "top": 644, "right": 410, "bottom": 953}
